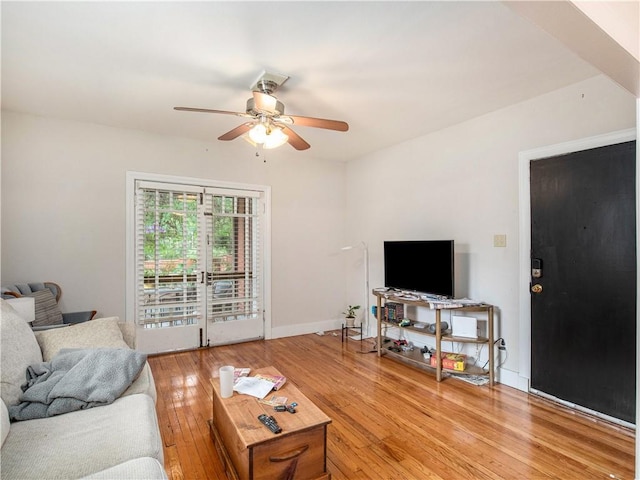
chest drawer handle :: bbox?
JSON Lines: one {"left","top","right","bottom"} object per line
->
{"left": 269, "top": 444, "right": 309, "bottom": 462}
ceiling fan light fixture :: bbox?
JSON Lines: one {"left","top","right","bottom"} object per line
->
{"left": 248, "top": 123, "right": 267, "bottom": 144}
{"left": 244, "top": 123, "right": 289, "bottom": 149}
{"left": 263, "top": 126, "right": 288, "bottom": 149}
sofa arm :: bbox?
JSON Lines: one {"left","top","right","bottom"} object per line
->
{"left": 62, "top": 310, "right": 98, "bottom": 324}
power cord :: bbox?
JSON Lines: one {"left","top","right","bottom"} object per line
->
{"left": 483, "top": 338, "right": 507, "bottom": 370}
{"left": 472, "top": 343, "right": 485, "bottom": 368}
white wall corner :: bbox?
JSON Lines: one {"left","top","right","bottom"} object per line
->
{"left": 572, "top": 0, "right": 639, "bottom": 62}
{"left": 505, "top": 0, "right": 639, "bottom": 96}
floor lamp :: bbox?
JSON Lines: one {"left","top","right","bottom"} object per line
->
{"left": 341, "top": 242, "right": 369, "bottom": 337}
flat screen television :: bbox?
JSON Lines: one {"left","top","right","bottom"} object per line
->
{"left": 384, "top": 240, "right": 454, "bottom": 298}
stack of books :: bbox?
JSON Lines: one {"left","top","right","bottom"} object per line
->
{"left": 385, "top": 303, "right": 404, "bottom": 323}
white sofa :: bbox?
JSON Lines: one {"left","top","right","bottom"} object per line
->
{"left": 0, "top": 299, "right": 167, "bottom": 479}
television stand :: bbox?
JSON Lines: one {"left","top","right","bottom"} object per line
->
{"left": 373, "top": 290, "right": 495, "bottom": 385}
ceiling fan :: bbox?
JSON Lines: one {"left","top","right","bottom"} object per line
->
{"left": 174, "top": 72, "right": 349, "bottom": 151}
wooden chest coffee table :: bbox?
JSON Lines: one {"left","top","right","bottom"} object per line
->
{"left": 209, "top": 366, "right": 332, "bottom": 480}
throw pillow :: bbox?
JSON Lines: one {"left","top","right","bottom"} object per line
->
{"left": 0, "top": 299, "right": 44, "bottom": 406}
{"left": 27, "top": 289, "right": 64, "bottom": 327}
{"left": 35, "top": 317, "right": 130, "bottom": 361}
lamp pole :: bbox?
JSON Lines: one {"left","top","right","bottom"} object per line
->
{"left": 342, "top": 242, "right": 370, "bottom": 336}
{"left": 362, "top": 242, "right": 369, "bottom": 337}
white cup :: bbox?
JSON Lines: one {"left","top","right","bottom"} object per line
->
{"left": 219, "top": 365, "right": 235, "bottom": 398}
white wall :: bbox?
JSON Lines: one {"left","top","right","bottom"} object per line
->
{"left": 345, "top": 74, "right": 636, "bottom": 383}
{"left": 1, "top": 111, "right": 347, "bottom": 335}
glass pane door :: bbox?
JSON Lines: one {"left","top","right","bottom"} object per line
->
{"left": 204, "top": 188, "right": 264, "bottom": 345}
{"left": 135, "top": 182, "right": 205, "bottom": 353}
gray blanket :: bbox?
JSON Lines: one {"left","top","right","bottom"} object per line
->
{"left": 9, "top": 348, "right": 147, "bottom": 421}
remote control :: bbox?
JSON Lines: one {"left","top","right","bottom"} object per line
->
{"left": 258, "top": 414, "right": 282, "bottom": 434}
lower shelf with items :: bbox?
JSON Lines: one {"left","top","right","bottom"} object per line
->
{"left": 381, "top": 338, "right": 489, "bottom": 377}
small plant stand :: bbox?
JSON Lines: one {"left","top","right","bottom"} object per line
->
{"left": 341, "top": 322, "right": 363, "bottom": 343}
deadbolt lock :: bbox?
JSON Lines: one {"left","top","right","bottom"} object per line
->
{"left": 531, "top": 284, "right": 543, "bottom": 294}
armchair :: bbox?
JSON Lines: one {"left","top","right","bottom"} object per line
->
{"left": 0, "top": 282, "right": 96, "bottom": 329}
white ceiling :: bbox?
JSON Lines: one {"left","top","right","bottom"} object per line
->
{"left": 1, "top": 1, "right": 600, "bottom": 161}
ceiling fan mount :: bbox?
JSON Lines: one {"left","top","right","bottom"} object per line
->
{"left": 253, "top": 78, "right": 280, "bottom": 95}
{"left": 249, "top": 70, "right": 289, "bottom": 94}
{"left": 174, "top": 71, "right": 348, "bottom": 151}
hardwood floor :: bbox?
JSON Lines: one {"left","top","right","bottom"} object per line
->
{"left": 148, "top": 332, "right": 635, "bottom": 479}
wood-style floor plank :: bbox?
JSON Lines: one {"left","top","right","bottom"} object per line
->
{"left": 148, "top": 332, "right": 635, "bottom": 480}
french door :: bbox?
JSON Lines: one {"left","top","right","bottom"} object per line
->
{"left": 203, "top": 187, "right": 265, "bottom": 345}
{"left": 132, "top": 179, "right": 267, "bottom": 354}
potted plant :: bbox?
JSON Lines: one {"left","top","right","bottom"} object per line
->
{"left": 343, "top": 305, "right": 361, "bottom": 327}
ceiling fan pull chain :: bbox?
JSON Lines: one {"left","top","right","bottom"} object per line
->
{"left": 254, "top": 146, "right": 268, "bottom": 163}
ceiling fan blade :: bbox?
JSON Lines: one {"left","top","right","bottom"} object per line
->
{"left": 174, "top": 106, "right": 251, "bottom": 118}
{"left": 218, "top": 122, "right": 254, "bottom": 141}
{"left": 252, "top": 91, "right": 278, "bottom": 114}
{"left": 281, "top": 126, "right": 310, "bottom": 150}
{"left": 285, "top": 114, "right": 349, "bottom": 132}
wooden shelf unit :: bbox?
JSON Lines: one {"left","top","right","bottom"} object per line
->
{"left": 373, "top": 290, "right": 495, "bottom": 385}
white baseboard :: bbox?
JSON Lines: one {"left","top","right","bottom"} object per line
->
{"left": 270, "top": 319, "right": 345, "bottom": 339}
{"left": 496, "top": 368, "right": 528, "bottom": 391}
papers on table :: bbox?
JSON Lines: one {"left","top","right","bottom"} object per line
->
{"left": 233, "top": 376, "right": 276, "bottom": 399}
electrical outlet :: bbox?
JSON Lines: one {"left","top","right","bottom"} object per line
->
{"left": 493, "top": 234, "right": 507, "bottom": 247}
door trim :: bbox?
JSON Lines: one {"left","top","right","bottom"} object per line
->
{"left": 125, "top": 171, "right": 272, "bottom": 349}
{"left": 517, "top": 128, "right": 636, "bottom": 391}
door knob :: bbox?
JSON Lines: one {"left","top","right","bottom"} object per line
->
{"left": 531, "top": 284, "right": 543, "bottom": 294}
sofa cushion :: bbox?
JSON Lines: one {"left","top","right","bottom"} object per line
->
{"left": 1, "top": 393, "right": 163, "bottom": 479}
{"left": 80, "top": 457, "right": 168, "bottom": 479}
{"left": 28, "top": 289, "right": 64, "bottom": 327}
{"left": 0, "top": 299, "right": 44, "bottom": 406}
{"left": 1, "top": 398, "right": 10, "bottom": 448}
{"left": 35, "top": 317, "right": 130, "bottom": 361}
